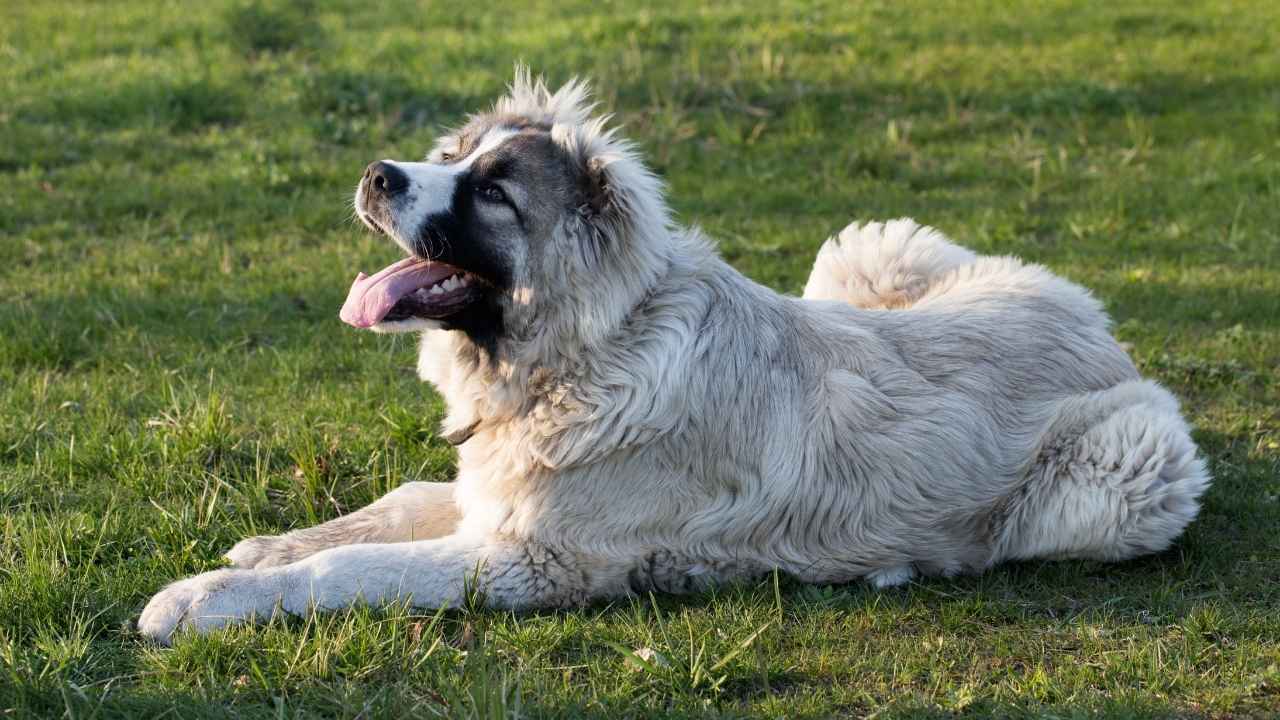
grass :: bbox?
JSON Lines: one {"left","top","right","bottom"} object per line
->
{"left": 1, "top": 0, "right": 1278, "bottom": 716}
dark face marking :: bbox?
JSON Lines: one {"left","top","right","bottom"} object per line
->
{"left": 416, "top": 182, "right": 515, "bottom": 290}
{"left": 408, "top": 127, "right": 585, "bottom": 348}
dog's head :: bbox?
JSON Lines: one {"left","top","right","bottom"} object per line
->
{"left": 344, "top": 69, "right": 671, "bottom": 356}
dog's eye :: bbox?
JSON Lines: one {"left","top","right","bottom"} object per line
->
{"left": 439, "top": 152, "right": 454, "bottom": 162}
{"left": 475, "top": 183, "right": 505, "bottom": 203}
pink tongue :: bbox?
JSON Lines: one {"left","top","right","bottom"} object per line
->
{"left": 340, "top": 257, "right": 459, "bottom": 328}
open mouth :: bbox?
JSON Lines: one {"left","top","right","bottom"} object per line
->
{"left": 356, "top": 209, "right": 389, "bottom": 236}
{"left": 340, "top": 256, "right": 489, "bottom": 328}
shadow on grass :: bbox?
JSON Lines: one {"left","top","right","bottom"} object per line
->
{"left": 29, "top": 683, "right": 1204, "bottom": 720}
{"left": 12, "top": 67, "right": 475, "bottom": 142}
{"left": 15, "top": 76, "right": 250, "bottom": 133}
{"left": 1105, "top": 277, "right": 1280, "bottom": 331}
{"left": 0, "top": 283, "right": 351, "bottom": 373}
{"left": 605, "top": 56, "right": 1271, "bottom": 129}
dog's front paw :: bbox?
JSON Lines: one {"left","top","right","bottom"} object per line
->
{"left": 226, "top": 535, "right": 305, "bottom": 569}
{"left": 138, "top": 569, "right": 279, "bottom": 645}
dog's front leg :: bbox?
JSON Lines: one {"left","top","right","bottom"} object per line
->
{"left": 226, "top": 481, "right": 460, "bottom": 569}
{"left": 138, "top": 534, "right": 615, "bottom": 645}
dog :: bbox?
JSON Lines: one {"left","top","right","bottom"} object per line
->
{"left": 139, "top": 71, "right": 1210, "bottom": 644}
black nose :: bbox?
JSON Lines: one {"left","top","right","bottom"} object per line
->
{"left": 364, "top": 161, "right": 409, "bottom": 197}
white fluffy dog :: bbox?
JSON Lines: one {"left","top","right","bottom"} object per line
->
{"left": 139, "top": 72, "right": 1210, "bottom": 644}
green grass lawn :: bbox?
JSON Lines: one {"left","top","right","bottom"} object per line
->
{"left": 2, "top": 0, "right": 1278, "bottom": 717}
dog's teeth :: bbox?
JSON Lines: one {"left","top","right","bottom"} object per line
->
{"left": 430, "top": 284, "right": 445, "bottom": 295}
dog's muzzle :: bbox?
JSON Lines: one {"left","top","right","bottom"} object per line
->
{"left": 364, "top": 161, "right": 408, "bottom": 198}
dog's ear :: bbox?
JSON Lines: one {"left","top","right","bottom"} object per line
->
{"left": 565, "top": 151, "right": 630, "bottom": 266}
{"left": 580, "top": 154, "right": 618, "bottom": 219}
{"left": 561, "top": 121, "right": 668, "bottom": 247}
{"left": 578, "top": 149, "right": 654, "bottom": 233}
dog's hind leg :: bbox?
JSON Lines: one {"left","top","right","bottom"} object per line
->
{"left": 226, "top": 481, "right": 460, "bottom": 569}
{"left": 803, "top": 219, "right": 977, "bottom": 309}
{"left": 992, "top": 381, "right": 1210, "bottom": 565}
{"left": 865, "top": 563, "right": 917, "bottom": 588}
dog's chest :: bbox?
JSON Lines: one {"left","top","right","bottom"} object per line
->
{"left": 451, "top": 428, "right": 549, "bottom": 536}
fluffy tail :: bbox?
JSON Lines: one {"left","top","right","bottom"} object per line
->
{"left": 803, "top": 219, "right": 977, "bottom": 309}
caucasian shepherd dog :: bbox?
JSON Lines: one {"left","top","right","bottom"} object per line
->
{"left": 140, "top": 71, "right": 1210, "bottom": 643}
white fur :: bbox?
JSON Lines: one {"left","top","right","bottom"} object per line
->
{"left": 139, "top": 73, "right": 1211, "bottom": 645}
{"left": 866, "top": 564, "right": 916, "bottom": 588}
{"left": 803, "top": 219, "right": 978, "bottom": 308}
